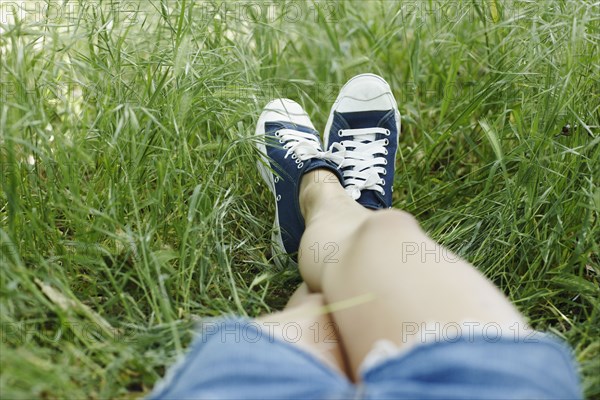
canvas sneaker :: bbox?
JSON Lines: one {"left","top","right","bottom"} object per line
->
{"left": 255, "top": 99, "right": 343, "bottom": 263}
{"left": 324, "top": 73, "right": 400, "bottom": 209}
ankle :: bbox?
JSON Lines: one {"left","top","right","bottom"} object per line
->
{"left": 299, "top": 169, "right": 345, "bottom": 221}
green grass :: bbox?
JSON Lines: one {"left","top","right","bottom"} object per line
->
{"left": 1, "top": 0, "right": 599, "bottom": 398}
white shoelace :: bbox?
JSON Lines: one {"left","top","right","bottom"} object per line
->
{"left": 335, "top": 127, "right": 390, "bottom": 200}
{"left": 275, "top": 128, "right": 344, "bottom": 169}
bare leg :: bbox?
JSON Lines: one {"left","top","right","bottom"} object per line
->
{"left": 256, "top": 283, "right": 350, "bottom": 377}
{"left": 298, "top": 169, "right": 527, "bottom": 380}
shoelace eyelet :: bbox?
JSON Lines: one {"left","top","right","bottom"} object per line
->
{"left": 275, "top": 131, "right": 280, "bottom": 137}
{"left": 297, "top": 162, "right": 304, "bottom": 169}
{"left": 384, "top": 149, "right": 388, "bottom": 155}
{"left": 274, "top": 176, "right": 280, "bottom": 183}
{"left": 276, "top": 194, "right": 281, "bottom": 201}
{"left": 291, "top": 154, "right": 297, "bottom": 160}
{"left": 338, "top": 129, "right": 343, "bottom": 137}
{"left": 295, "top": 158, "right": 300, "bottom": 164}
{"left": 383, "top": 159, "right": 388, "bottom": 165}
{"left": 384, "top": 138, "right": 389, "bottom": 145}
{"left": 385, "top": 129, "right": 390, "bottom": 136}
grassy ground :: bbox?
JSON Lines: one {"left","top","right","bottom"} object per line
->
{"left": 1, "top": 0, "right": 598, "bottom": 398}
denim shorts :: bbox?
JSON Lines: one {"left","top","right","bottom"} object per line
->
{"left": 148, "top": 317, "right": 582, "bottom": 399}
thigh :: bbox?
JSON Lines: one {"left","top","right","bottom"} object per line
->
{"left": 148, "top": 317, "right": 352, "bottom": 400}
{"left": 361, "top": 331, "right": 582, "bottom": 399}
{"left": 257, "top": 290, "right": 350, "bottom": 377}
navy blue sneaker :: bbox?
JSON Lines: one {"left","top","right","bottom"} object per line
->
{"left": 256, "top": 99, "right": 343, "bottom": 265}
{"left": 324, "top": 74, "right": 400, "bottom": 209}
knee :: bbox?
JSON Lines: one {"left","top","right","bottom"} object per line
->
{"left": 343, "top": 210, "right": 421, "bottom": 256}
{"left": 356, "top": 209, "right": 420, "bottom": 238}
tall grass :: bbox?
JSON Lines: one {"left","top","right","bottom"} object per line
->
{"left": 1, "top": 0, "right": 598, "bottom": 398}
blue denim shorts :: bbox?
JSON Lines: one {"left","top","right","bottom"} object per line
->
{"left": 148, "top": 317, "right": 582, "bottom": 399}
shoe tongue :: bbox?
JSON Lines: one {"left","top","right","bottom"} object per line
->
{"left": 338, "top": 110, "right": 389, "bottom": 127}
{"left": 265, "top": 121, "right": 317, "bottom": 135}
{"left": 337, "top": 110, "right": 390, "bottom": 141}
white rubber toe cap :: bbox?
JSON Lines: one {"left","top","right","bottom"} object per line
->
{"left": 259, "top": 98, "right": 315, "bottom": 130}
{"left": 334, "top": 73, "right": 397, "bottom": 112}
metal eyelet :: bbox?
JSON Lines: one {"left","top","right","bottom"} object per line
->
{"left": 383, "top": 159, "right": 388, "bottom": 165}
{"left": 275, "top": 131, "right": 280, "bottom": 137}
{"left": 385, "top": 129, "right": 390, "bottom": 136}
{"left": 380, "top": 179, "right": 385, "bottom": 185}
{"left": 384, "top": 149, "right": 388, "bottom": 155}
{"left": 278, "top": 139, "right": 284, "bottom": 143}
{"left": 298, "top": 162, "right": 304, "bottom": 169}
{"left": 384, "top": 138, "right": 389, "bottom": 145}
{"left": 295, "top": 158, "right": 300, "bottom": 164}
{"left": 274, "top": 176, "right": 280, "bottom": 183}
{"left": 291, "top": 154, "right": 297, "bottom": 159}
{"left": 276, "top": 194, "right": 281, "bottom": 201}
{"left": 383, "top": 170, "right": 387, "bottom": 175}
{"left": 338, "top": 130, "right": 343, "bottom": 137}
